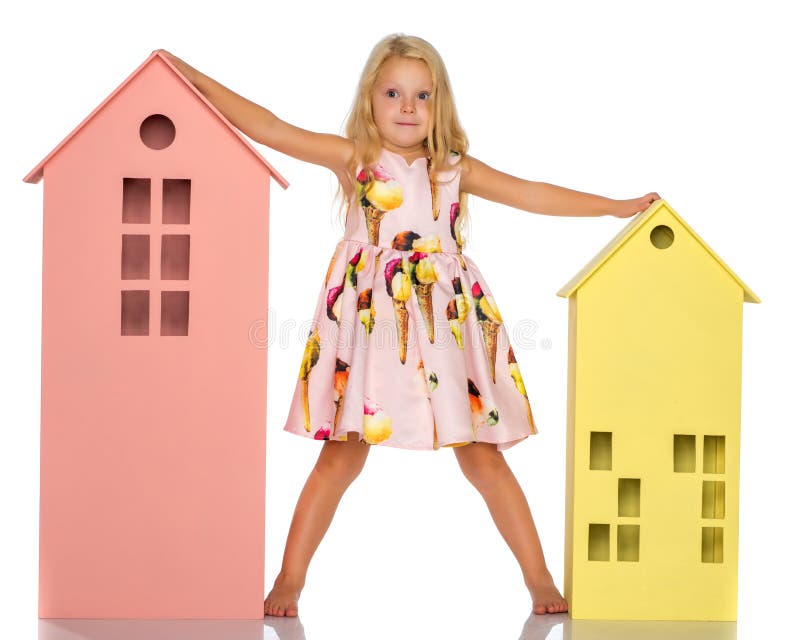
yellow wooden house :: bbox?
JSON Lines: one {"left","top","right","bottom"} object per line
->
{"left": 556, "top": 199, "right": 760, "bottom": 621}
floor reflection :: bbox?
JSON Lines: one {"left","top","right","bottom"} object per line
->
{"left": 38, "top": 611, "right": 737, "bottom": 640}
{"left": 39, "top": 618, "right": 267, "bottom": 639}
{"left": 560, "top": 618, "right": 737, "bottom": 640}
{"left": 518, "top": 612, "right": 737, "bottom": 640}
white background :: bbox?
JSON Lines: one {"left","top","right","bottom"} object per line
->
{"left": 3, "top": 1, "right": 796, "bottom": 638}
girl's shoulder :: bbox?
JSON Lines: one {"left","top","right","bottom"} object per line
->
{"left": 439, "top": 149, "right": 464, "bottom": 177}
{"left": 445, "top": 149, "right": 468, "bottom": 173}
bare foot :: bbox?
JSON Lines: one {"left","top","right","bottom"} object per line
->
{"left": 264, "top": 573, "right": 304, "bottom": 617}
{"left": 527, "top": 572, "right": 569, "bottom": 614}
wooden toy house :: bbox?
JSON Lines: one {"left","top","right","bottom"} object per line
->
{"left": 24, "top": 50, "right": 288, "bottom": 619}
{"left": 556, "top": 199, "right": 759, "bottom": 621}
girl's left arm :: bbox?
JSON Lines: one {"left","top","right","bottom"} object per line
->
{"left": 460, "top": 155, "right": 660, "bottom": 219}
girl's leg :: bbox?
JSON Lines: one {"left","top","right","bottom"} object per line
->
{"left": 452, "top": 442, "right": 568, "bottom": 614}
{"left": 265, "top": 432, "right": 371, "bottom": 617}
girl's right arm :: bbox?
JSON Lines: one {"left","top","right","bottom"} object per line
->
{"left": 155, "top": 50, "right": 354, "bottom": 177}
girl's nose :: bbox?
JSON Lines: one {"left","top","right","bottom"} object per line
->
{"left": 401, "top": 102, "right": 415, "bottom": 114}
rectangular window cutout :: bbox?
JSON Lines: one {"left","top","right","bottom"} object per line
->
{"left": 617, "top": 524, "right": 640, "bottom": 562}
{"left": 161, "top": 234, "right": 190, "bottom": 280}
{"left": 589, "top": 431, "right": 612, "bottom": 470}
{"left": 701, "top": 526, "right": 724, "bottom": 563}
{"left": 121, "top": 290, "right": 149, "bottom": 335}
{"left": 588, "top": 523, "right": 610, "bottom": 561}
{"left": 122, "top": 178, "right": 150, "bottom": 223}
{"left": 702, "top": 480, "right": 725, "bottom": 519}
{"left": 618, "top": 478, "right": 641, "bottom": 517}
{"left": 163, "top": 178, "right": 191, "bottom": 224}
{"left": 674, "top": 434, "right": 696, "bottom": 472}
{"left": 161, "top": 290, "right": 189, "bottom": 336}
{"left": 121, "top": 234, "right": 150, "bottom": 279}
{"left": 703, "top": 435, "right": 726, "bottom": 474}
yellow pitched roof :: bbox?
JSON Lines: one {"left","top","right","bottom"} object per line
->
{"left": 556, "top": 199, "right": 760, "bottom": 303}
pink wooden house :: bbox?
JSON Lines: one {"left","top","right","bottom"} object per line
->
{"left": 24, "top": 50, "right": 288, "bottom": 619}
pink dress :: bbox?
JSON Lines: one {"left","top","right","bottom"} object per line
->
{"left": 281, "top": 146, "right": 539, "bottom": 451}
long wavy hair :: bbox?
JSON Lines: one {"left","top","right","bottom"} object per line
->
{"left": 334, "top": 33, "right": 473, "bottom": 250}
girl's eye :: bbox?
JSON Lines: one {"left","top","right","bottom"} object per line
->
{"left": 386, "top": 90, "right": 431, "bottom": 100}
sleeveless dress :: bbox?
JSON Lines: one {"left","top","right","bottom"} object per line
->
{"left": 281, "top": 147, "right": 539, "bottom": 451}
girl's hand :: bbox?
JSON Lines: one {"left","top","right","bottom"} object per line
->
{"left": 610, "top": 192, "right": 661, "bottom": 218}
{"left": 152, "top": 49, "right": 198, "bottom": 85}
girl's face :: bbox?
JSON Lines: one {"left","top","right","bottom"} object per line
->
{"left": 371, "top": 55, "right": 433, "bottom": 154}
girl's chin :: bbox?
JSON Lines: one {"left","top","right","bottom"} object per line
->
{"left": 395, "top": 131, "right": 426, "bottom": 142}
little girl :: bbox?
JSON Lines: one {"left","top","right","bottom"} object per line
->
{"left": 157, "top": 35, "right": 658, "bottom": 619}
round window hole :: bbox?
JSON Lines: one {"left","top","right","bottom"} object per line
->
{"left": 139, "top": 114, "right": 175, "bottom": 150}
{"left": 650, "top": 224, "right": 674, "bottom": 249}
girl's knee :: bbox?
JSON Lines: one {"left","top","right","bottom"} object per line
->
{"left": 315, "top": 437, "right": 369, "bottom": 484}
{"left": 453, "top": 443, "right": 508, "bottom": 489}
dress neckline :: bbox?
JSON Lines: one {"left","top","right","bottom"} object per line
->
{"left": 381, "top": 146, "right": 430, "bottom": 168}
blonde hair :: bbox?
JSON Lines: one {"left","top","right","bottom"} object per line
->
{"left": 335, "top": 33, "right": 473, "bottom": 250}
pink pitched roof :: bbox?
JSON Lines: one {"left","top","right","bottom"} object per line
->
{"left": 23, "top": 50, "right": 289, "bottom": 189}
